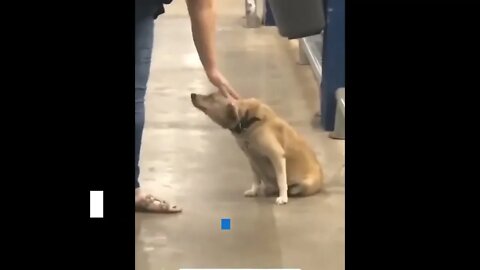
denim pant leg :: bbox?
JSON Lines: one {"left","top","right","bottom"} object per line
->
{"left": 135, "top": 3, "right": 156, "bottom": 189}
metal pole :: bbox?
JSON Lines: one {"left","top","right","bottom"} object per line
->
{"left": 329, "top": 88, "right": 345, "bottom": 140}
{"left": 245, "top": 0, "right": 261, "bottom": 28}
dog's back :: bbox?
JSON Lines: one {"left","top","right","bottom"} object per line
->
{"left": 243, "top": 99, "right": 324, "bottom": 196}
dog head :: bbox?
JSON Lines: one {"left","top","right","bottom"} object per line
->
{"left": 191, "top": 92, "right": 239, "bottom": 129}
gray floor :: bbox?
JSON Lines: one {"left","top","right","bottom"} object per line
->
{"left": 135, "top": 1, "right": 345, "bottom": 269}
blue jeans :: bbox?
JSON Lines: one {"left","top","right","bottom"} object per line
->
{"left": 135, "top": 1, "right": 158, "bottom": 189}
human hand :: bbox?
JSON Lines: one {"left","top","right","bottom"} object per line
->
{"left": 206, "top": 69, "right": 240, "bottom": 100}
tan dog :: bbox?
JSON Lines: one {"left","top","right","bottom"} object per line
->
{"left": 191, "top": 92, "right": 324, "bottom": 205}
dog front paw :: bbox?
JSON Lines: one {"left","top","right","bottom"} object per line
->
{"left": 275, "top": 196, "right": 288, "bottom": 205}
{"left": 244, "top": 188, "right": 258, "bottom": 197}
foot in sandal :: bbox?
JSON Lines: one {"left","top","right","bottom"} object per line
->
{"left": 135, "top": 190, "right": 182, "bottom": 214}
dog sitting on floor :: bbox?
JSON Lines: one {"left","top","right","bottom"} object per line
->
{"left": 191, "top": 91, "right": 324, "bottom": 205}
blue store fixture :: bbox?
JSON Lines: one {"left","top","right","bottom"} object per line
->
{"left": 265, "top": 0, "right": 344, "bottom": 131}
{"left": 320, "top": 0, "right": 345, "bottom": 131}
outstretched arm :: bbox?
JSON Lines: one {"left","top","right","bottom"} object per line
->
{"left": 186, "top": 0, "right": 240, "bottom": 99}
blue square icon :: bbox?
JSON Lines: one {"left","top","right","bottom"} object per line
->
{"left": 221, "top": 218, "right": 231, "bottom": 230}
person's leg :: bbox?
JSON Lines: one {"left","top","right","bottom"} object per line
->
{"left": 135, "top": 3, "right": 154, "bottom": 190}
{"left": 135, "top": 0, "right": 181, "bottom": 213}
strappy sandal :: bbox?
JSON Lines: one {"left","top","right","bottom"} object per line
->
{"left": 135, "top": 194, "right": 182, "bottom": 214}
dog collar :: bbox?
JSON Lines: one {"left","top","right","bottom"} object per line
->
{"left": 229, "top": 111, "right": 261, "bottom": 134}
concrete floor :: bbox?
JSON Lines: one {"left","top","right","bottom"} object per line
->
{"left": 135, "top": 1, "right": 345, "bottom": 269}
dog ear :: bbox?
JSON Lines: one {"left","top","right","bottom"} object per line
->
{"left": 226, "top": 103, "right": 239, "bottom": 123}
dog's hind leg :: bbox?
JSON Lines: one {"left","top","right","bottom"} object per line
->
{"left": 288, "top": 177, "right": 324, "bottom": 197}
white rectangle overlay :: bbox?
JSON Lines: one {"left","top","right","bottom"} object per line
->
{"left": 90, "top": 190, "right": 104, "bottom": 218}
